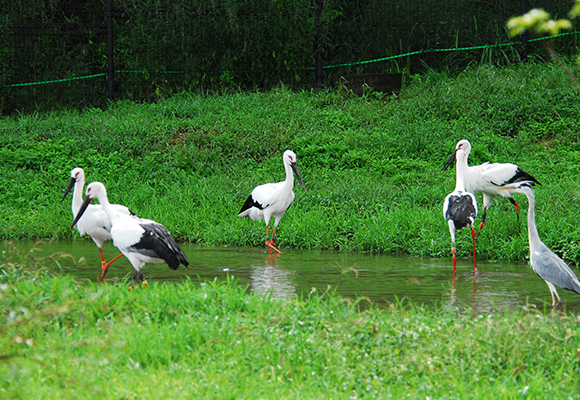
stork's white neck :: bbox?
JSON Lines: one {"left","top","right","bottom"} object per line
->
{"left": 455, "top": 151, "right": 470, "bottom": 185}
{"left": 72, "top": 176, "right": 85, "bottom": 214}
{"left": 283, "top": 161, "right": 294, "bottom": 189}
{"left": 454, "top": 154, "right": 468, "bottom": 193}
{"left": 96, "top": 192, "right": 116, "bottom": 223}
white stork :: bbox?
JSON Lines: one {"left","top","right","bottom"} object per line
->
{"left": 71, "top": 182, "right": 188, "bottom": 287}
{"left": 442, "top": 139, "right": 540, "bottom": 233}
{"left": 238, "top": 150, "right": 306, "bottom": 254}
{"left": 443, "top": 144, "right": 478, "bottom": 274}
{"left": 61, "top": 167, "right": 134, "bottom": 280}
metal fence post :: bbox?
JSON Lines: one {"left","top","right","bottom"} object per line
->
{"left": 315, "top": 0, "right": 323, "bottom": 91}
{"left": 521, "top": 0, "right": 529, "bottom": 62}
{"left": 107, "top": 0, "right": 115, "bottom": 100}
{"left": 317, "top": 49, "right": 323, "bottom": 91}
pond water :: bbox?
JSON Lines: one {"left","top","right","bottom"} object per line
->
{"left": 5, "top": 239, "right": 580, "bottom": 313}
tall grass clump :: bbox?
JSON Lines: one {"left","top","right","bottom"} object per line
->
{"left": 0, "top": 62, "right": 579, "bottom": 265}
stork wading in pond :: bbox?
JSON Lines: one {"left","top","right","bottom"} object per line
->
{"left": 442, "top": 139, "right": 540, "bottom": 235}
{"left": 443, "top": 144, "right": 478, "bottom": 274}
{"left": 61, "top": 168, "right": 135, "bottom": 280}
{"left": 238, "top": 150, "right": 306, "bottom": 254}
{"left": 499, "top": 183, "right": 580, "bottom": 307}
{"left": 71, "top": 182, "right": 189, "bottom": 288}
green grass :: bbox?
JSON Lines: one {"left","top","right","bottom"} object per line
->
{"left": 1, "top": 61, "right": 580, "bottom": 265}
{"left": 3, "top": 61, "right": 580, "bottom": 398}
{"left": 1, "top": 252, "right": 580, "bottom": 399}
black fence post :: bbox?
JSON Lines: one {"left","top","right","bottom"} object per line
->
{"left": 107, "top": 0, "right": 115, "bottom": 100}
{"left": 315, "top": 0, "right": 324, "bottom": 91}
{"left": 521, "top": 0, "right": 529, "bottom": 62}
{"left": 317, "top": 49, "right": 323, "bottom": 91}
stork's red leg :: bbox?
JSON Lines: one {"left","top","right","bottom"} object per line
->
{"left": 267, "top": 225, "right": 282, "bottom": 254}
{"left": 102, "top": 253, "right": 124, "bottom": 279}
{"left": 476, "top": 207, "right": 488, "bottom": 239}
{"left": 451, "top": 244, "right": 457, "bottom": 275}
{"left": 264, "top": 225, "right": 282, "bottom": 254}
{"left": 271, "top": 225, "right": 278, "bottom": 240}
{"left": 98, "top": 248, "right": 107, "bottom": 280}
{"left": 265, "top": 225, "right": 272, "bottom": 253}
{"left": 471, "top": 225, "right": 478, "bottom": 273}
{"left": 509, "top": 198, "right": 520, "bottom": 222}
{"left": 265, "top": 241, "right": 282, "bottom": 254}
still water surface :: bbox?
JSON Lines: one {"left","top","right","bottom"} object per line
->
{"left": 6, "top": 239, "right": 580, "bottom": 312}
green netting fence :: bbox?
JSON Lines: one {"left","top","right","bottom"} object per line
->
{"left": 0, "top": 0, "right": 577, "bottom": 114}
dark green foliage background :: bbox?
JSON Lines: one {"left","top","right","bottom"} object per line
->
{"left": 1, "top": 0, "right": 577, "bottom": 112}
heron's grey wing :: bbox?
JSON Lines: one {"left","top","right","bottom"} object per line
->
{"left": 532, "top": 248, "right": 580, "bottom": 295}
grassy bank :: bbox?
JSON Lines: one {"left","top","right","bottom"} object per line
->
{"left": 1, "top": 255, "right": 580, "bottom": 399}
{"left": 1, "top": 62, "right": 580, "bottom": 264}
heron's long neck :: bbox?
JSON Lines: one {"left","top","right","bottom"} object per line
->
{"left": 72, "top": 178, "right": 84, "bottom": 214}
{"left": 526, "top": 191, "right": 543, "bottom": 249}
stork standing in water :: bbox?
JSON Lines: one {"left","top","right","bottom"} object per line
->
{"left": 71, "top": 182, "right": 188, "bottom": 287}
{"left": 499, "top": 183, "right": 580, "bottom": 306}
{"left": 442, "top": 139, "right": 540, "bottom": 234}
{"left": 443, "top": 144, "right": 478, "bottom": 274}
{"left": 61, "top": 168, "right": 134, "bottom": 280}
{"left": 238, "top": 150, "right": 306, "bottom": 254}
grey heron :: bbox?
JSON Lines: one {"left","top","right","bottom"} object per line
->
{"left": 500, "top": 183, "right": 580, "bottom": 306}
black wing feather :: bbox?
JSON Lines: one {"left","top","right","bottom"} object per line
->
{"left": 446, "top": 195, "right": 476, "bottom": 230}
{"left": 239, "top": 194, "right": 264, "bottom": 214}
{"left": 506, "top": 167, "right": 541, "bottom": 186}
{"left": 129, "top": 223, "right": 189, "bottom": 270}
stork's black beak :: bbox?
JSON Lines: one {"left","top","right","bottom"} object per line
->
{"left": 291, "top": 162, "right": 306, "bottom": 191}
{"left": 441, "top": 148, "right": 458, "bottom": 172}
{"left": 70, "top": 194, "right": 93, "bottom": 229}
{"left": 61, "top": 177, "right": 76, "bottom": 204}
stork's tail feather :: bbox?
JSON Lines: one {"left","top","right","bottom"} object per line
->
{"left": 165, "top": 248, "right": 189, "bottom": 270}
{"left": 131, "top": 223, "right": 189, "bottom": 270}
{"left": 506, "top": 167, "right": 541, "bottom": 186}
{"left": 238, "top": 194, "right": 263, "bottom": 216}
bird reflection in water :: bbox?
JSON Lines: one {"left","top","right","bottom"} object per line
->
{"left": 449, "top": 271, "right": 478, "bottom": 309}
{"left": 249, "top": 254, "right": 296, "bottom": 298}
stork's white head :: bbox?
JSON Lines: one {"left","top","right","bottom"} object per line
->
{"left": 61, "top": 167, "right": 86, "bottom": 204}
{"left": 70, "top": 167, "right": 85, "bottom": 182}
{"left": 283, "top": 150, "right": 297, "bottom": 166}
{"left": 85, "top": 182, "right": 108, "bottom": 201}
{"left": 442, "top": 139, "right": 472, "bottom": 171}
{"left": 70, "top": 182, "right": 109, "bottom": 229}
{"left": 455, "top": 139, "right": 471, "bottom": 156}
{"left": 283, "top": 150, "right": 306, "bottom": 191}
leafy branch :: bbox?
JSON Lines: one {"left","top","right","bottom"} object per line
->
{"left": 506, "top": 1, "right": 580, "bottom": 87}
